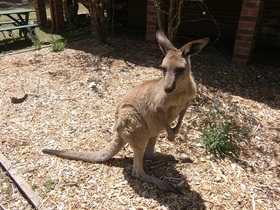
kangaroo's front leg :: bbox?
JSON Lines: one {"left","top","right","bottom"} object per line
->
{"left": 171, "top": 108, "right": 187, "bottom": 134}
{"left": 157, "top": 108, "right": 176, "bottom": 141}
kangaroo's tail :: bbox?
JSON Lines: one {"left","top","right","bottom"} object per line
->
{"left": 42, "top": 134, "right": 125, "bottom": 162}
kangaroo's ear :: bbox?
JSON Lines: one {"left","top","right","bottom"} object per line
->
{"left": 181, "top": 38, "right": 209, "bottom": 57}
{"left": 156, "top": 30, "right": 176, "bottom": 55}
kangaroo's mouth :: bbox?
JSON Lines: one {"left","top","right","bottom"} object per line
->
{"left": 164, "top": 83, "right": 176, "bottom": 93}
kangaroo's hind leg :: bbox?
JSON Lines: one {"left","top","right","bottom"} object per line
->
{"left": 144, "top": 136, "right": 193, "bottom": 163}
{"left": 129, "top": 136, "right": 182, "bottom": 194}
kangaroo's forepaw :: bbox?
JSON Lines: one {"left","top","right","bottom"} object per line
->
{"left": 171, "top": 126, "right": 179, "bottom": 134}
{"left": 167, "top": 131, "right": 176, "bottom": 141}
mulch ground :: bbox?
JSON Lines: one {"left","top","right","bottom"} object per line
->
{"left": 0, "top": 36, "right": 279, "bottom": 209}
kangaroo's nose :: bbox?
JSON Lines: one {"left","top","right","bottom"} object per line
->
{"left": 164, "top": 87, "right": 173, "bottom": 93}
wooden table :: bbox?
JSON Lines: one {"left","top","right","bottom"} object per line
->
{"left": 0, "top": 9, "right": 39, "bottom": 41}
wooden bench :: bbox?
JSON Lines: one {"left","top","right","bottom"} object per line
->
{"left": 0, "top": 20, "right": 17, "bottom": 26}
{"left": 0, "top": 23, "right": 39, "bottom": 32}
{"left": 0, "top": 9, "right": 39, "bottom": 42}
{"left": 0, "top": 23, "right": 39, "bottom": 42}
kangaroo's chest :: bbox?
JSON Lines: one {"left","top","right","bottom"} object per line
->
{"left": 165, "top": 88, "right": 196, "bottom": 121}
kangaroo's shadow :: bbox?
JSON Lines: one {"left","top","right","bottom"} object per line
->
{"left": 101, "top": 157, "right": 206, "bottom": 209}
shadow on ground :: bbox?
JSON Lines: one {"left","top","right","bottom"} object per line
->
{"left": 0, "top": 39, "right": 34, "bottom": 53}
{"left": 3, "top": 29, "right": 278, "bottom": 109}
{"left": 191, "top": 41, "right": 280, "bottom": 110}
{"left": 99, "top": 157, "right": 206, "bottom": 209}
{"left": 66, "top": 33, "right": 280, "bottom": 110}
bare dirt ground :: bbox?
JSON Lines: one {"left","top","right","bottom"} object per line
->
{"left": 0, "top": 36, "right": 279, "bottom": 209}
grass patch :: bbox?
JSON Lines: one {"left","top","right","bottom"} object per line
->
{"left": 51, "top": 38, "right": 67, "bottom": 52}
{"left": 43, "top": 179, "right": 57, "bottom": 192}
{"left": 199, "top": 92, "right": 253, "bottom": 158}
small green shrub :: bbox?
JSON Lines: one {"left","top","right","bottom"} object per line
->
{"left": 43, "top": 179, "right": 57, "bottom": 192}
{"left": 3, "top": 186, "right": 12, "bottom": 194}
{"left": 51, "top": 39, "right": 66, "bottom": 52}
{"left": 200, "top": 93, "right": 248, "bottom": 158}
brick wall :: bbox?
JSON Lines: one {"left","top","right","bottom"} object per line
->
{"left": 143, "top": 0, "right": 279, "bottom": 45}
{"left": 145, "top": 0, "right": 157, "bottom": 41}
{"left": 142, "top": 0, "right": 279, "bottom": 68}
{"left": 231, "top": 0, "right": 264, "bottom": 67}
{"left": 143, "top": 0, "right": 244, "bottom": 43}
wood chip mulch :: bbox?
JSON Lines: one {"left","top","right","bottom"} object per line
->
{"left": 0, "top": 37, "right": 279, "bottom": 210}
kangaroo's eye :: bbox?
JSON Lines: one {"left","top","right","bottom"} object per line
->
{"left": 160, "top": 67, "right": 167, "bottom": 73}
{"left": 176, "top": 68, "right": 185, "bottom": 73}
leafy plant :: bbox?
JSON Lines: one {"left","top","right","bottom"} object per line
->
{"left": 200, "top": 93, "right": 247, "bottom": 158}
{"left": 51, "top": 39, "right": 66, "bottom": 52}
{"left": 32, "top": 184, "right": 39, "bottom": 190}
{"left": 43, "top": 179, "right": 57, "bottom": 192}
{"left": 3, "top": 186, "right": 11, "bottom": 194}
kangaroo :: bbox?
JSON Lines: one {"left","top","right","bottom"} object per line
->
{"left": 42, "top": 30, "right": 209, "bottom": 194}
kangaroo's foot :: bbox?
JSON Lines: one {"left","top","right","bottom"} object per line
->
{"left": 144, "top": 152, "right": 193, "bottom": 163}
{"left": 133, "top": 171, "right": 183, "bottom": 194}
{"left": 132, "top": 142, "right": 183, "bottom": 194}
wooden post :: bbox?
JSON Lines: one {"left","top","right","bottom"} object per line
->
{"left": 0, "top": 153, "right": 42, "bottom": 209}
{"left": 34, "top": 0, "right": 47, "bottom": 27}
{"left": 49, "top": 0, "right": 57, "bottom": 32}
{"left": 54, "top": 0, "right": 65, "bottom": 32}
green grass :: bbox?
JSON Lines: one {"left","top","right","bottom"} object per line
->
{"left": 43, "top": 179, "right": 58, "bottom": 192}
{"left": 199, "top": 93, "right": 253, "bottom": 158}
{"left": 51, "top": 38, "right": 67, "bottom": 52}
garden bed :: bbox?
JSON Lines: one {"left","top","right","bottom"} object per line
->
{"left": 0, "top": 37, "right": 279, "bottom": 209}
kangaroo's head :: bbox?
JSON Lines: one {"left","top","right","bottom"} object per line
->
{"left": 156, "top": 30, "right": 209, "bottom": 93}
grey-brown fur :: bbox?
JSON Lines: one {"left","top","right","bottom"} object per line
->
{"left": 42, "top": 30, "right": 209, "bottom": 193}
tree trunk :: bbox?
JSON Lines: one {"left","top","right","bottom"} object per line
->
{"left": 90, "top": 0, "right": 109, "bottom": 44}
{"left": 156, "top": 0, "right": 184, "bottom": 44}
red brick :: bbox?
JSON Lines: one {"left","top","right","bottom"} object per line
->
{"left": 241, "top": 47, "right": 251, "bottom": 55}
{"left": 243, "top": 35, "right": 254, "bottom": 42}
{"left": 147, "top": 16, "right": 157, "bottom": 23}
{"left": 241, "top": 8, "right": 250, "bottom": 16}
{"left": 147, "top": 5, "right": 155, "bottom": 12}
{"left": 237, "top": 40, "right": 252, "bottom": 47}
{"left": 239, "top": 21, "right": 256, "bottom": 30}
{"left": 147, "top": 5, "right": 157, "bottom": 12}
{"left": 147, "top": 10, "right": 157, "bottom": 16}
{"left": 238, "top": 21, "right": 248, "bottom": 29}
{"left": 237, "top": 28, "right": 255, "bottom": 35}
{"left": 247, "top": 22, "right": 256, "bottom": 29}
{"left": 243, "top": 2, "right": 257, "bottom": 8}
{"left": 248, "top": 8, "right": 259, "bottom": 16}
{"left": 240, "top": 16, "right": 257, "bottom": 22}
{"left": 146, "top": 25, "right": 156, "bottom": 31}
{"left": 236, "top": 34, "right": 245, "bottom": 41}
